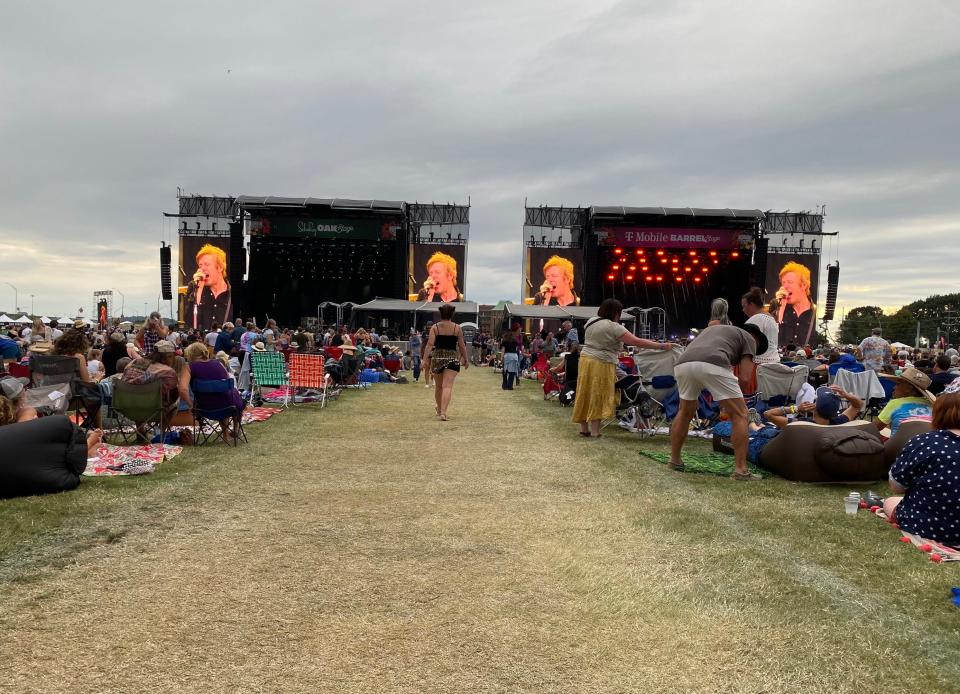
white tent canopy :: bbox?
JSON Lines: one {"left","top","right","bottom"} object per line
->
{"left": 890, "top": 341, "right": 911, "bottom": 350}
{"left": 40, "top": 316, "right": 51, "bottom": 324}
{"left": 0, "top": 314, "right": 13, "bottom": 323}
{"left": 14, "top": 315, "right": 31, "bottom": 323}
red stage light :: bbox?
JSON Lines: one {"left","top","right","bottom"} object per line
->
{"left": 635, "top": 249, "right": 644, "bottom": 255}
{"left": 660, "top": 258, "right": 668, "bottom": 264}
{"left": 713, "top": 259, "right": 719, "bottom": 265}
{"left": 656, "top": 250, "right": 665, "bottom": 256}
{"left": 645, "top": 275, "right": 653, "bottom": 282}
{"left": 612, "top": 264, "right": 620, "bottom": 270}
{"left": 709, "top": 250, "right": 717, "bottom": 257}
{"left": 692, "top": 258, "right": 699, "bottom": 264}
{"left": 671, "top": 257, "right": 679, "bottom": 263}
{"left": 628, "top": 265, "right": 636, "bottom": 271}
{"left": 684, "top": 266, "right": 692, "bottom": 272}
{"left": 694, "top": 277, "right": 702, "bottom": 283}
{"left": 607, "top": 274, "right": 615, "bottom": 281}
{"left": 656, "top": 275, "right": 664, "bottom": 281}
{"left": 731, "top": 251, "right": 740, "bottom": 258}
{"left": 688, "top": 250, "right": 697, "bottom": 256}
{"left": 626, "top": 275, "right": 634, "bottom": 281}
{"left": 675, "top": 276, "right": 683, "bottom": 282}
{"left": 641, "top": 265, "right": 649, "bottom": 271}
{"left": 614, "top": 248, "right": 623, "bottom": 255}
{"left": 702, "top": 266, "right": 709, "bottom": 273}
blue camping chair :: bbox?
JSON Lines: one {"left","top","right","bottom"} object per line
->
{"left": 191, "top": 378, "right": 247, "bottom": 446}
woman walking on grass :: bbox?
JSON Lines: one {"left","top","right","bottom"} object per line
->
{"left": 573, "top": 299, "right": 677, "bottom": 438}
{"left": 423, "top": 304, "right": 469, "bottom": 421}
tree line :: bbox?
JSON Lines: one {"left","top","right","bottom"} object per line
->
{"left": 836, "top": 293, "right": 960, "bottom": 346}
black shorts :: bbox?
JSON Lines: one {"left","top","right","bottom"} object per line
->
{"left": 432, "top": 360, "right": 460, "bottom": 374}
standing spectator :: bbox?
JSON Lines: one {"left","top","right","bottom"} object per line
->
{"left": 137, "top": 312, "right": 168, "bottom": 356}
{"left": 408, "top": 329, "right": 423, "bottom": 382}
{"left": 101, "top": 332, "right": 128, "bottom": 377}
{"left": 500, "top": 329, "right": 520, "bottom": 390}
{"left": 669, "top": 323, "right": 768, "bottom": 480}
{"left": 741, "top": 288, "right": 780, "bottom": 365}
{"left": 49, "top": 320, "right": 64, "bottom": 341}
{"left": 205, "top": 323, "right": 221, "bottom": 349}
{"left": 708, "top": 298, "right": 732, "bottom": 326}
{"left": 562, "top": 320, "right": 579, "bottom": 352}
{"left": 858, "top": 327, "right": 891, "bottom": 372}
{"left": 230, "top": 319, "right": 246, "bottom": 346}
{"left": 215, "top": 322, "right": 235, "bottom": 355}
{"left": 573, "top": 299, "right": 676, "bottom": 438}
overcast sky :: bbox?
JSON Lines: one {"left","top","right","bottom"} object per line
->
{"left": 1, "top": 1, "right": 957, "bottom": 321}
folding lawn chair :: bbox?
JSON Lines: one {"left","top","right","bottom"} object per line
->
{"left": 288, "top": 352, "right": 332, "bottom": 407}
{"left": 110, "top": 379, "right": 169, "bottom": 444}
{"left": 755, "top": 363, "right": 809, "bottom": 408}
{"left": 191, "top": 378, "right": 247, "bottom": 446}
{"left": 29, "top": 354, "right": 98, "bottom": 429}
{"left": 250, "top": 351, "right": 290, "bottom": 407}
{"left": 834, "top": 368, "right": 887, "bottom": 420}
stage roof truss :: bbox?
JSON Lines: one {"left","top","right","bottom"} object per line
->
{"left": 524, "top": 205, "right": 588, "bottom": 229}
{"left": 762, "top": 211, "right": 825, "bottom": 235}
{"left": 408, "top": 203, "right": 470, "bottom": 226}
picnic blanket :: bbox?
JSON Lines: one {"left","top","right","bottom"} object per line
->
{"left": 639, "top": 450, "right": 769, "bottom": 478}
{"left": 243, "top": 406, "right": 281, "bottom": 423}
{"left": 871, "top": 508, "right": 960, "bottom": 563}
{"left": 83, "top": 443, "right": 183, "bottom": 477}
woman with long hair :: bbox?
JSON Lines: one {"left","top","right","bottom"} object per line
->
{"left": 573, "top": 299, "right": 677, "bottom": 438}
{"left": 708, "top": 298, "right": 731, "bottom": 327}
{"left": 422, "top": 304, "right": 469, "bottom": 420}
{"left": 53, "top": 328, "right": 103, "bottom": 426}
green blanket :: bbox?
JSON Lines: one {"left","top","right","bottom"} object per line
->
{"left": 639, "top": 450, "right": 770, "bottom": 478}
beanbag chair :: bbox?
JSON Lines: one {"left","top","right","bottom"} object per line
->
{"left": 359, "top": 368, "right": 379, "bottom": 384}
{"left": 883, "top": 419, "right": 933, "bottom": 467}
{"left": 0, "top": 415, "right": 87, "bottom": 499}
{"left": 758, "top": 420, "right": 887, "bottom": 483}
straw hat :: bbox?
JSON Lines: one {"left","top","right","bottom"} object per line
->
{"left": 252, "top": 341, "right": 266, "bottom": 352}
{"left": 888, "top": 366, "right": 936, "bottom": 403}
{"left": 28, "top": 341, "right": 54, "bottom": 354}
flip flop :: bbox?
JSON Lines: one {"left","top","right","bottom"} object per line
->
{"left": 731, "top": 471, "right": 763, "bottom": 481}
{"left": 668, "top": 462, "right": 685, "bottom": 472}
{"left": 578, "top": 431, "right": 592, "bottom": 437}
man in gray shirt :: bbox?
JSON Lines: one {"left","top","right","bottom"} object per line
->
{"left": 669, "top": 323, "right": 768, "bottom": 481}
{"left": 562, "top": 320, "right": 579, "bottom": 352}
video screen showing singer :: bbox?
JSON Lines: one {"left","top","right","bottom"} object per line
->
{"left": 770, "top": 261, "right": 816, "bottom": 347}
{"left": 533, "top": 255, "right": 580, "bottom": 306}
{"left": 416, "top": 252, "right": 464, "bottom": 302}
{"left": 185, "top": 243, "right": 232, "bottom": 330}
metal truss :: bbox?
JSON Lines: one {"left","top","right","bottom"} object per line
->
{"left": 177, "top": 194, "right": 237, "bottom": 218}
{"left": 408, "top": 203, "right": 470, "bottom": 226}
{"left": 524, "top": 205, "right": 588, "bottom": 229}
{"left": 762, "top": 211, "right": 824, "bottom": 235}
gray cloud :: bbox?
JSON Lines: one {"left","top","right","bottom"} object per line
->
{"left": 1, "top": 0, "right": 958, "bottom": 319}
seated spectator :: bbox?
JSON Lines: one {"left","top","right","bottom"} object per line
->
{"left": 0, "top": 377, "right": 38, "bottom": 423}
{"left": 746, "top": 385, "right": 863, "bottom": 464}
{"left": 0, "top": 333, "right": 21, "bottom": 367}
{"left": 883, "top": 379, "right": 960, "bottom": 546}
{"left": 827, "top": 351, "right": 865, "bottom": 378}
{"left": 101, "top": 332, "right": 128, "bottom": 377}
{"left": 928, "top": 354, "right": 959, "bottom": 395}
{"left": 86, "top": 348, "right": 103, "bottom": 381}
{"left": 121, "top": 339, "right": 191, "bottom": 420}
{"left": 876, "top": 366, "right": 935, "bottom": 437}
{"left": 53, "top": 328, "right": 103, "bottom": 426}
{"left": 185, "top": 342, "right": 244, "bottom": 442}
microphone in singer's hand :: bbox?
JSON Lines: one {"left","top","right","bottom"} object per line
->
{"left": 539, "top": 281, "right": 553, "bottom": 295}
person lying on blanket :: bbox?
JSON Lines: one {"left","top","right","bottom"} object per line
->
{"left": 745, "top": 385, "right": 864, "bottom": 465}
{"left": 882, "top": 379, "right": 960, "bottom": 547}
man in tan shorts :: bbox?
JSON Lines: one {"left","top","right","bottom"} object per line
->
{"left": 669, "top": 323, "right": 769, "bottom": 481}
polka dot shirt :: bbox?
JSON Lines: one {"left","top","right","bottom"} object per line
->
{"left": 890, "top": 430, "right": 960, "bottom": 546}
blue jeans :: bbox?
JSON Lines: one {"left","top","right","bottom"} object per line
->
{"left": 412, "top": 355, "right": 421, "bottom": 381}
{"left": 747, "top": 426, "right": 781, "bottom": 464}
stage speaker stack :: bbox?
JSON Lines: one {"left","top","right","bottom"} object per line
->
{"left": 752, "top": 237, "right": 768, "bottom": 290}
{"left": 823, "top": 262, "right": 840, "bottom": 321}
{"left": 160, "top": 243, "right": 172, "bottom": 300}
{"left": 229, "top": 222, "right": 245, "bottom": 316}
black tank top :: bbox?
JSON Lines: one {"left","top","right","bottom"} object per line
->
{"left": 434, "top": 333, "right": 458, "bottom": 350}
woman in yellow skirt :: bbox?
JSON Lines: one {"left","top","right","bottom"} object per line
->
{"left": 573, "top": 299, "right": 678, "bottom": 438}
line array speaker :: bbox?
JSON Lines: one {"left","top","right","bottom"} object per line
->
{"left": 160, "top": 243, "right": 172, "bottom": 300}
{"left": 823, "top": 262, "right": 840, "bottom": 321}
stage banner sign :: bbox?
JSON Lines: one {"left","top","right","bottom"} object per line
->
{"left": 599, "top": 227, "right": 740, "bottom": 250}
{"left": 523, "top": 248, "right": 583, "bottom": 306}
{"left": 409, "top": 244, "right": 466, "bottom": 302}
{"left": 250, "top": 216, "right": 401, "bottom": 241}
{"left": 765, "top": 252, "right": 821, "bottom": 348}
{"left": 178, "top": 236, "right": 232, "bottom": 328}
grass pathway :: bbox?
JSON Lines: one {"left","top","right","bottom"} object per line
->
{"left": 1, "top": 369, "right": 959, "bottom": 692}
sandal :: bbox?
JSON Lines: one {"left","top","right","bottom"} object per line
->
{"left": 731, "top": 471, "right": 763, "bottom": 481}
{"left": 668, "top": 461, "right": 685, "bottom": 472}
{"left": 439, "top": 414, "right": 448, "bottom": 421}
{"left": 578, "top": 431, "right": 592, "bottom": 437}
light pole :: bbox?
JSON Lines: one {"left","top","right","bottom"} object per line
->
{"left": 29, "top": 294, "right": 34, "bottom": 316}
{"left": 3, "top": 282, "right": 18, "bottom": 312}
{"left": 111, "top": 289, "right": 125, "bottom": 318}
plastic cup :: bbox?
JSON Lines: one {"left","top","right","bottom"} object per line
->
{"left": 844, "top": 497, "right": 859, "bottom": 515}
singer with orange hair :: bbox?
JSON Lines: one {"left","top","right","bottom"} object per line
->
{"left": 770, "top": 260, "right": 815, "bottom": 347}
{"left": 186, "top": 243, "right": 232, "bottom": 330}
{"left": 416, "top": 251, "right": 464, "bottom": 302}
{"left": 533, "top": 254, "right": 580, "bottom": 306}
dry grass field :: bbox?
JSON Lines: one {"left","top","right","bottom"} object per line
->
{"left": 1, "top": 368, "right": 959, "bottom": 693}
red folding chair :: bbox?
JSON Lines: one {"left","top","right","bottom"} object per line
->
{"left": 288, "top": 353, "right": 330, "bottom": 407}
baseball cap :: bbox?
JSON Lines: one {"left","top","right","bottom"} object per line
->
{"left": 739, "top": 323, "right": 769, "bottom": 357}
{"left": 0, "top": 376, "right": 28, "bottom": 400}
{"left": 814, "top": 386, "right": 843, "bottom": 420}
{"left": 153, "top": 340, "right": 176, "bottom": 353}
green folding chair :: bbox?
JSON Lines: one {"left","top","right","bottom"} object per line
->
{"left": 110, "top": 379, "right": 169, "bottom": 444}
{"left": 250, "top": 351, "right": 290, "bottom": 407}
